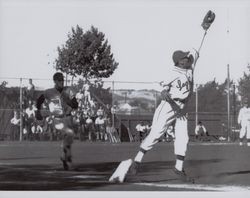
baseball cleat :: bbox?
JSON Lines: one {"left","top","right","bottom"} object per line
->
{"left": 109, "top": 159, "right": 133, "bottom": 183}
{"left": 239, "top": 142, "right": 243, "bottom": 146}
{"left": 173, "top": 168, "right": 194, "bottom": 183}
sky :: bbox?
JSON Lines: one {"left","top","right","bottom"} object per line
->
{"left": 0, "top": 0, "right": 250, "bottom": 90}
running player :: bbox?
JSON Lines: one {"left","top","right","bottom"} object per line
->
{"left": 35, "top": 72, "right": 78, "bottom": 170}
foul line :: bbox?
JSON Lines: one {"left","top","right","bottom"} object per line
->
{"left": 135, "top": 182, "right": 250, "bottom": 191}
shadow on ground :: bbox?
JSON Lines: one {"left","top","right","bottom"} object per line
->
{"left": 0, "top": 158, "right": 233, "bottom": 190}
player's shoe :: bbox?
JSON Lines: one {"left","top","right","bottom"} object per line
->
{"left": 247, "top": 142, "right": 250, "bottom": 146}
{"left": 173, "top": 168, "right": 194, "bottom": 183}
{"left": 60, "top": 157, "right": 69, "bottom": 171}
{"left": 239, "top": 142, "right": 243, "bottom": 146}
{"left": 128, "top": 161, "right": 140, "bottom": 175}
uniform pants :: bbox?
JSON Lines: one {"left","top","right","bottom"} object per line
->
{"left": 240, "top": 121, "right": 250, "bottom": 139}
{"left": 140, "top": 100, "right": 189, "bottom": 156}
{"left": 54, "top": 116, "right": 74, "bottom": 160}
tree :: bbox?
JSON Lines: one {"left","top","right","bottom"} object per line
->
{"left": 55, "top": 25, "right": 118, "bottom": 81}
{"left": 185, "top": 79, "right": 234, "bottom": 113}
{"left": 238, "top": 63, "right": 250, "bottom": 102}
{"left": 0, "top": 81, "right": 7, "bottom": 89}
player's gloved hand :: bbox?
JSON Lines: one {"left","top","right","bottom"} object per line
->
{"left": 35, "top": 110, "right": 43, "bottom": 120}
{"left": 192, "top": 48, "right": 200, "bottom": 66}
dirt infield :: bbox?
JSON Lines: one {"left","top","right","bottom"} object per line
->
{"left": 0, "top": 141, "right": 250, "bottom": 191}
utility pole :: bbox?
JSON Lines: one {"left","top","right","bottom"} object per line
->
{"left": 112, "top": 81, "right": 115, "bottom": 127}
{"left": 195, "top": 84, "right": 198, "bottom": 127}
{"left": 19, "top": 78, "right": 23, "bottom": 141}
{"left": 226, "top": 8, "right": 231, "bottom": 142}
{"left": 227, "top": 64, "right": 231, "bottom": 141}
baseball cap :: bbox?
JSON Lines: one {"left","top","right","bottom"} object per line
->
{"left": 172, "top": 50, "right": 190, "bottom": 65}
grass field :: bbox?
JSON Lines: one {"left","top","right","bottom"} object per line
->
{"left": 0, "top": 140, "right": 250, "bottom": 191}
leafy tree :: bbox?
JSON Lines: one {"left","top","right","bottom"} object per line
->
{"left": 238, "top": 64, "right": 250, "bottom": 102}
{"left": 55, "top": 25, "right": 118, "bottom": 81}
{"left": 0, "top": 81, "right": 7, "bottom": 89}
{"left": 186, "top": 79, "right": 236, "bottom": 113}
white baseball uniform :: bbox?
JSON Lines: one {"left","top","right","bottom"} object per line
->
{"left": 140, "top": 66, "right": 193, "bottom": 156}
{"left": 195, "top": 124, "right": 207, "bottom": 136}
{"left": 238, "top": 106, "right": 250, "bottom": 139}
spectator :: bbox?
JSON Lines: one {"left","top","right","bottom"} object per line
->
{"left": 105, "top": 104, "right": 112, "bottom": 120}
{"left": 10, "top": 110, "right": 20, "bottom": 141}
{"left": 96, "top": 105, "right": 104, "bottom": 117}
{"left": 136, "top": 121, "right": 147, "bottom": 142}
{"left": 31, "top": 120, "right": 43, "bottom": 141}
{"left": 195, "top": 121, "right": 208, "bottom": 141}
{"left": 24, "top": 100, "right": 36, "bottom": 140}
{"left": 76, "top": 87, "right": 85, "bottom": 107}
{"left": 27, "top": 78, "right": 35, "bottom": 100}
{"left": 83, "top": 82, "right": 91, "bottom": 106}
{"left": 106, "top": 119, "right": 118, "bottom": 143}
{"left": 95, "top": 114, "right": 106, "bottom": 141}
{"left": 111, "top": 105, "right": 118, "bottom": 114}
{"left": 23, "top": 127, "right": 28, "bottom": 140}
{"left": 85, "top": 114, "right": 95, "bottom": 141}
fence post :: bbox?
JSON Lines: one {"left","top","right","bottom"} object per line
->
{"left": 112, "top": 81, "right": 115, "bottom": 127}
{"left": 19, "top": 78, "right": 23, "bottom": 141}
{"left": 195, "top": 84, "right": 198, "bottom": 127}
{"left": 154, "top": 90, "right": 157, "bottom": 111}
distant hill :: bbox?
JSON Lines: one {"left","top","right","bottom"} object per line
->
{"left": 114, "top": 89, "right": 160, "bottom": 101}
{"left": 113, "top": 89, "right": 161, "bottom": 114}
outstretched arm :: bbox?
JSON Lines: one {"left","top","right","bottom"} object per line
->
{"left": 192, "top": 48, "right": 200, "bottom": 70}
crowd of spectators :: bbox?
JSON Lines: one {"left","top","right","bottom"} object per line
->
{"left": 9, "top": 80, "right": 120, "bottom": 143}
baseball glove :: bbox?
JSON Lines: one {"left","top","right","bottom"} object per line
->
{"left": 201, "top": 10, "right": 216, "bottom": 31}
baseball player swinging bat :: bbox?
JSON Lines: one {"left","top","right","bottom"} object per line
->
{"left": 109, "top": 10, "right": 215, "bottom": 183}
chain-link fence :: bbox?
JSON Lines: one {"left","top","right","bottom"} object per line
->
{"left": 0, "top": 77, "right": 238, "bottom": 142}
